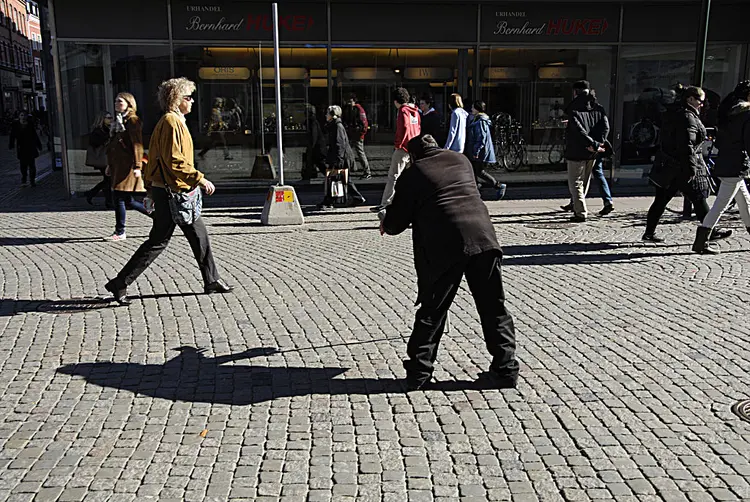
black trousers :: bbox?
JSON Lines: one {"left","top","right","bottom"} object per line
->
{"left": 645, "top": 178, "right": 710, "bottom": 235}
{"left": 87, "top": 167, "right": 112, "bottom": 203}
{"left": 20, "top": 158, "right": 36, "bottom": 183}
{"left": 404, "top": 251, "right": 519, "bottom": 381}
{"left": 471, "top": 161, "right": 500, "bottom": 189}
{"left": 114, "top": 187, "right": 220, "bottom": 288}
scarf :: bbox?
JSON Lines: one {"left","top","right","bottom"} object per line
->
{"left": 111, "top": 112, "right": 127, "bottom": 136}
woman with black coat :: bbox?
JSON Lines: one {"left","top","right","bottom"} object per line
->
{"left": 9, "top": 112, "right": 42, "bottom": 186}
{"left": 692, "top": 81, "right": 750, "bottom": 254}
{"left": 318, "top": 105, "right": 366, "bottom": 210}
{"left": 85, "top": 111, "right": 113, "bottom": 207}
{"left": 643, "top": 86, "right": 731, "bottom": 243}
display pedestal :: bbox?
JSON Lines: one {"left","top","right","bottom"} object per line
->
{"left": 260, "top": 185, "right": 304, "bottom": 226}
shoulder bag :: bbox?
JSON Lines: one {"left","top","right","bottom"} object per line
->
{"left": 155, "top": 158, "right": 203, "bottom": 226}
{"left": 85, "top": 144, "right": 107, "bottom": 169}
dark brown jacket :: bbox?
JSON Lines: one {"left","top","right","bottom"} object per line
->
{"left": 108, "top": 114, "right": 145, "bottom": 193}
{"left": 383, "top": 139, "right": 501, "bottom": 304}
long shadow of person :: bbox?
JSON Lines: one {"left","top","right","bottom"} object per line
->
{"left": 57, "top": 346, "right": 496, "bottom": 403}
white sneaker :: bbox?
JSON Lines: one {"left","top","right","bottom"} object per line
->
{"left": 104, "top": 233, "right": 126, "bottom": 242}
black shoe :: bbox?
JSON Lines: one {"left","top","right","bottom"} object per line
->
{"left": 477, "top": 369, "right": 518, "bottom": 389}
{"left": 350, "top": 196, "right": 366, "bottom": 207}
{"left": 204, "top": 280, "right": 233, "bottom": 295}
{"left": 709, "top": 228, "right": 733, "bottom": 241}
{"left": 599, "top": 204, "right": 614, "bottom": 216}
{"left": 85, "top": 193, "right": 94, "bottom": 205}
{"left": 642, "top": 234, "right": 665, "bottom": 243}
{"left": 316, "top": 202, "right": 334, "bottom": 211}
{"left": 570, "top": 215, "right": 586, "bottom": 223}
{"left": 369, "top": 205, "right": 385, "bottom": 213}
{"left": 404, "top": 375, "right": 433, "bottom": 392}
{"left": 104, "top": 279, "right": 131, "bottom": 306}
{"left": 361, "top": 173, "right": 372, "bottom": 179}
{"left": 560, "top": 203, "right": 573, "bottom": 212}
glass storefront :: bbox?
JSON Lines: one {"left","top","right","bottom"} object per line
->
{"left": 51, "top": 1, "right": 750, "bottom": 194}
{"left": 479, "top": 47, "right": 614, "bottom": 175}
{"left": 617, "top": 43, "right": 745, "bottom": 179}
{"left": 59, "top": 42, "right": 171, "bottom": 192}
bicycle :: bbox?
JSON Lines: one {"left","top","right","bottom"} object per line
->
{"left": 492, "top": 113, "right": 527, "bottom": 172}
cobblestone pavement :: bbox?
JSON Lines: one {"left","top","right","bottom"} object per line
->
{"left": 0, "top": 180, "right": 749, "bottom": 502}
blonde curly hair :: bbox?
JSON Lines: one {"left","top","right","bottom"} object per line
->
{"left": 157, "top": 77, "right": 196, "bottom": 112}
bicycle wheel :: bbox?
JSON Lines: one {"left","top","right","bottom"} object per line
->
{"left": 548, "top": 144, "right": 564, "bottom": 165}
{"left": 504, "top": 143, "right": 523, "bottom": 172}
{"left": 494, "top": 140, "right": 507, "bottom": 170}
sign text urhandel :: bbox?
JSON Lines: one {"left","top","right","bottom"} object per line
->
{"left": 184, "top": 5, "right": 314, "bottom": 32}
{"left": 493, "top": 11, "right": 609, "bottom": 36}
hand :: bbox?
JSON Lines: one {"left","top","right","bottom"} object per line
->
{"left": 586, "top": 146, "right": 595, "bottom": 153}
{"left": 380, "top": 221, "right": 385, "bottom": 236}
{"left": 201, "top": 179, "right": 216, "bottom": 195}
{"left": 597, "top": 146, "right": 606, "bottom": 153}
{"left": 133, "top": 169, "right": 142, "bottom": 178}
{"left": 105, "top": 166, "right": 111, "bottom": 176}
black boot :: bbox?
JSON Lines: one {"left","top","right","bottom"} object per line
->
{"left": 692, "top": 227, "right": 720, "bottom": 255}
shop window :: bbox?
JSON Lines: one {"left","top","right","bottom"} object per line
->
{"left": 59, "top": 42, "right": 171, "bottom": 193}
{"left": 479, "top": 47, "right": 614, "bottom": 174}
{"left": 173, "top": 45, "right": 329, "bottom": 185}
{"left": 618, "top": 44, "right": 743, "bottom": 174}
{"left": 330, "top": 47, "right": 462, "bottom": 173}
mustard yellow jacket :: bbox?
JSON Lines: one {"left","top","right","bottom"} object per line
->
{"left": 144, "top": 111, "right": 204, "bottom": 192}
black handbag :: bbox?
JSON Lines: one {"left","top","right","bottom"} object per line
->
{"left": 156, "top": 159, "right": 203, "bottom": 226}
{"left": 85, "top": 144, "right": 107, "bottom": 169}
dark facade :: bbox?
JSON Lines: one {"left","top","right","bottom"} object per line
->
{"left": 50, "top": 0, "right": 750, "bottom": 192}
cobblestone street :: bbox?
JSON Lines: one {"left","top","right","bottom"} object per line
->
{"left": 0, "top": 176, "right": 749, "bottom": 502}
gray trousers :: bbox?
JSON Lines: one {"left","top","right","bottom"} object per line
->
{"left": 350, "top": 139, "right": 371, "bottom": 175}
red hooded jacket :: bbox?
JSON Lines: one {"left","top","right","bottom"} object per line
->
{"left": 394, "top": 103, "right": 421, "bottom": 151}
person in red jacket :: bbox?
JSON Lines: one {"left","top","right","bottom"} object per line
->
{"left": 374, "top": 87, "right": 420, "bottom": 220}
{"left": 345, "top": 94, "right": 372, "bottom": 179}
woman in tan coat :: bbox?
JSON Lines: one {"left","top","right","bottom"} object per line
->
{"left": 105, "top": 92, "right": 151, "bottom": 241}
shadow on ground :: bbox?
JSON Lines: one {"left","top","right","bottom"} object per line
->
{"left": 57, "top": 347, "right": 509, "bottom": 404}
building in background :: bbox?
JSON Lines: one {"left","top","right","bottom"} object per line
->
{"left": 0, "top": 0, "right": 33, "bottom": 119}
{"left": 27, "top": 1, "right": 45, "bottom": 111}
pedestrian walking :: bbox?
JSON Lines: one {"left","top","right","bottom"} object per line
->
{"left": 104, "top": 77, "right": 232, "bottom": 305}
{"left": 8, "top": 111, "right": 42, "bottom": 187}
{"left": 302, "top": 105, "right": 327, "bottom": 180}
{"left": 644, "top": 86, "right": 732, "bottom": 243}
{"left": 560, "top": 89, "right": 614, "bottom": 216}
{"left": 467, "top": 101, "right": 506, "bottom": 200}
{"left": 344, "top": 94, "right": 372, "bottom": 179}
{"left": 444, "top": 93, "right": 468, "bottom": 153}
{"left": 318, "top": 105, "right": 366, "bottom": 210}
{"left": 198, "top": 97, "right": 232, "bottom": 161}
{"left": 419, "top": 94, "right": 443, "bottom": 146}
{"left": 564, "top": 80, "right": 610, "bottom": 222}
{"left": 85, "top": 111, "right": 113, "bottom": 207}
{"left": 381, "top": 134, "right": 519, "bottom": 391}
{"left": 692, "top": 80, "right": 750, "bottom": 254}
{"left": 372, "top": 88, "right": 420, "bottom": 220}
{"left": 105, "top": 92, "right": 151, "bottom": 241}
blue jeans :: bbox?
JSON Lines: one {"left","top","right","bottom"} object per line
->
{"left": 591, "top": 158, "right": 613, "bottom": 205}
{"left": 114, "top": 191, "right": 150, "bottom": 235}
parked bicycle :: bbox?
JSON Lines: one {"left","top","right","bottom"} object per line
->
{"left": 492, "top": 113, "right": 527, "bottom": 171}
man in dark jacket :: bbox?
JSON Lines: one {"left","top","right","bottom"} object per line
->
{"left": 9, "top": 112, "right": 42, "bottom": 186}
{"left": 565, "top": 80, "right": 610, "bottom": 222}
{"left": 381, "top": 134, "right": 519, "bottom": 391}
{"left": 419, "top": 94, "right": 443, "bottom": 146}
{"left": 343, "top": 95, "right": 372, "bottom": 179}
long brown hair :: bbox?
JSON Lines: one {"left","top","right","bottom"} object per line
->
{"left": 116, "top": 92, "right": 138, "bottom": 117}
{"left": 448, "top": 93, "right": 464, "bottom": 110}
